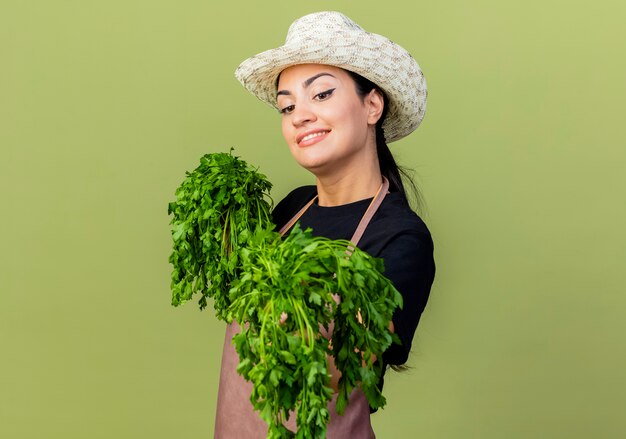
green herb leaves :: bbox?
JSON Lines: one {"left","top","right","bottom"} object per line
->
{"left": 168, "top": 151, "right": 273, "bottom": 319}
{"left": 168, "top": 152, "right": 402, "bottom": 438}
{"left": 330, "top": 246, "right": 403, "bottom": 414}
{"left": 229, "top": 225, "right": 402, "bottom": 437}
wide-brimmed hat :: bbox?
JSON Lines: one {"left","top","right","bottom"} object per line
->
{"left": 235, "top": 11, "right": 427, "bottom": 143}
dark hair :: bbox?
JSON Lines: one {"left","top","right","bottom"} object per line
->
{"left": 345, "top": 70, "right": 424, "bottom": 212}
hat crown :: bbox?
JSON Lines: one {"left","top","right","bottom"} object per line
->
{"left": 285, "top": 11, "right": 363, "bottom": 44}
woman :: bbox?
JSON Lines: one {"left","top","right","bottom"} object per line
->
{"left": 215, "top": 11, "right": 435, "bottom": 437}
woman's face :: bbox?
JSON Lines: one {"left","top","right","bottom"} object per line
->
{"left": 276, "top": 64, "right": 383, "bottom": 177}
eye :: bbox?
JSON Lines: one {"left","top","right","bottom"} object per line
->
{"left": 279, "top": 104, "right": 295, "bottom": 115}
{"left": 314, "top": 88, "right": 336, "bottom": 101}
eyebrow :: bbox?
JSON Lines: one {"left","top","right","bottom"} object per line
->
{"left": 276, "top": 72, "right": 336, "bottom": 97}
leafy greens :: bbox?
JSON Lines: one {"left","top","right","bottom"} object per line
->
{"left": 168, "top": 151, "right": 403, "bottom": 438}
{"left": 168, "top": 151, "right": 273, "bottom": 319}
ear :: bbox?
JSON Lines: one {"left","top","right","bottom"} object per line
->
{"left": 365, "top": 88, "right": 385, "bottom": 125}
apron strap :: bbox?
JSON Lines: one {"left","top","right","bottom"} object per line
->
{"left": 278, "top": 195, "right": 318, "bottom": 236}
{"left": 278, "top": 177, "right": 390, "bottom": 251}
{"left": 346, "top": 176, "right": 389, "bottom": 256}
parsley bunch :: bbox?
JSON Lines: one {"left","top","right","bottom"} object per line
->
{"left": 168, "top": 151, "right": 273, "bottom": 319}
{"left": 229, "top": 225, "right": 402, "bottom": 438}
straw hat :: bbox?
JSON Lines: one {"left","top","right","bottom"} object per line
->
{"left": 234, "top": 11, "right": 427, "bottom": 143}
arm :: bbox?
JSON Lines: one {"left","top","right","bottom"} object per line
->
{"left": 379, "top": 230, "right": 435, "bottom": 366}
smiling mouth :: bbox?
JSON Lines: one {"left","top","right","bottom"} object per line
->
{"left": 297, "top": 130, "right": 330, "bottom": 145}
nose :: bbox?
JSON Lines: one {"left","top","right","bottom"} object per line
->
{"left": 291, "top": 102, "right": 316, "bottom": 127}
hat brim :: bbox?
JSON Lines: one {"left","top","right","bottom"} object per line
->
{"left": 235, "top": 31, "right": 426, "bottom": 143}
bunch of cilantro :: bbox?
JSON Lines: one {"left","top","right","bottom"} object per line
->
{"left": 169, "top": 151, "right": 403, "bottom": 438}
{"left": 168, "top": 151, "right": 273, "bottom": 319}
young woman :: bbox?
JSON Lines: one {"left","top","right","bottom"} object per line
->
{"left": 215, "top": 11, "right": 435, "bottom": 438}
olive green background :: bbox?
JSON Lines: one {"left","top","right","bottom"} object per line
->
{"left": 2, "top": 1, "right": 625, "bottom": 438}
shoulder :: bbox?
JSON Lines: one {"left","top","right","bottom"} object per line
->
{"left": 271, "top": 185, "right": 317, "bottom": 230}
{"left": 365, "top": 193, "right": 434, "bottom": 254}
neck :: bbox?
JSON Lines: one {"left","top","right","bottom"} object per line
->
{"left": 315, "top": 164, "right": 383, "bottom": 207}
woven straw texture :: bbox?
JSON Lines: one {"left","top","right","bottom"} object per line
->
{"left": 235, "top": 11, "right": 427, "bottom": 143}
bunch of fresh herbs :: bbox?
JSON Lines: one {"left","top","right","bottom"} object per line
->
{"left": 168, "top": 150, "right": 273, "bottom": 319}
{"left": 168, "top": 152, "right": 402, "bottom": 438}
{"left": 229, "top": 225, "right": 402, "bottom": 438}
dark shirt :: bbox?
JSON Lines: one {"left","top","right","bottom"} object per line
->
{"left": 272, "top": 186, "right": 436, "bottom": 395}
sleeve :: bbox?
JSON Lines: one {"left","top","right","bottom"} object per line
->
{"left": 380, "top": 230, "right": 436, "bottom": 366}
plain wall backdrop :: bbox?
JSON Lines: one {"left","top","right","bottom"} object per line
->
{"left": 1, "top": 1, "right": 625, "bottom": 437}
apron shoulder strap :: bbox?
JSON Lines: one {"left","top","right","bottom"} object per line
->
{"left": 277, "top": 194, "right": 318, "bottom": 236}
{"left": 278, "top": 177, "right": 390, "bottom": 251}
{"left": 346, "top": 176, "right": 389, "bottom": 255}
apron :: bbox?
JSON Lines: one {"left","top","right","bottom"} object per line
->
{"left": 214, "top": 178, "right": 390, "bottom": 438}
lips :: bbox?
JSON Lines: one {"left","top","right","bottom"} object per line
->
{"left": 296, "top": 129, "right": 330, "bottom": 146}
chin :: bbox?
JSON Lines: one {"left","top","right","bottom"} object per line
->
{"left": 291, "top": 150, "right": 335, "bottom": 174}
{"left": 296, "top": 160, "right": 329, "bottom": 175}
